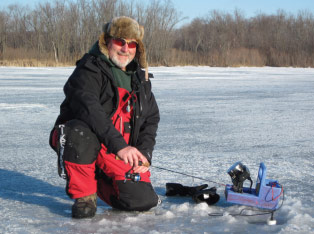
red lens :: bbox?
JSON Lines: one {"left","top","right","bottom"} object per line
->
{"left": 112, "top": 38, "right": 125, "bottom": 47}
{"left": 127, "top": 41, "right": 137, "bottom": 49}
{"left": 112, "top": 38, "right": 137, "bottom": 49}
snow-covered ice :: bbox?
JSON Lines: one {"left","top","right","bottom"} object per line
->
{"left": 0, "top": 66, "right": 313, "bottom": 233}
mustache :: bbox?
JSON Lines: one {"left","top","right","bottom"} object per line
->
{"left": 117, "top": 52, "right": 130, "bottom": 56}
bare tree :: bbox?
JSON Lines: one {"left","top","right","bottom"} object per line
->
{"left": 136, "top": 0, "right": 181, "bottom": 65}
{"left": 0, "top": 10, "right": 9, "bottom": 58}
{"left": 0, "top": 0, "right": 314, "bottom": 67}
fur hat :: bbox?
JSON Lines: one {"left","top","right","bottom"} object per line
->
{"left": 98, "top": 16, "right": 147, "bottom": 70}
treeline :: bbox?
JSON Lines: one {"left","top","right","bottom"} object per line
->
{"left": 0, "top": 0, "right": 180, "bottom": 66}
{"left": 0, "top": 0, "right": 314, "bottom": 67}
{"left": 172, "top": 10, "right": 314, "bottom": 67}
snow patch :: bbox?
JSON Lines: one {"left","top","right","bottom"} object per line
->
{"left": 0, "top": 103, "right": 47, "bottom": 109}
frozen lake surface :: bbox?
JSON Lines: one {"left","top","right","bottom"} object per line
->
{"left": 0, "top": 66, "right": 313, "bottom": 233}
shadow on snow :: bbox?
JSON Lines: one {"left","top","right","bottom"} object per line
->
{"left": 0, "top": 168, "right": 70, "bottom": 217}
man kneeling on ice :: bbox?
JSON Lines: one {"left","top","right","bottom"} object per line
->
{"left": 49, "top": 16, "right": 160, "bottom": 218}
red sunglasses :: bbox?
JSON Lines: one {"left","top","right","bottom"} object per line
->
{"left": 111, "top": 37, "right": 138, "bottom": 49}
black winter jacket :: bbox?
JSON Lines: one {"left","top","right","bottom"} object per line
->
{"left": 54, "top": 53, "right": 159, "bottom": 163}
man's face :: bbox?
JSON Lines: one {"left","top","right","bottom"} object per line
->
{"left": 107, "top": 38, "right": 137, "bottom": 71}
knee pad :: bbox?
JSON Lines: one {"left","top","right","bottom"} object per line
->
{"left": 62, "top": 119, "right": 101, "bottom": 164}
{"left": 110, "top": 181, "right": 159, "bottom": 211}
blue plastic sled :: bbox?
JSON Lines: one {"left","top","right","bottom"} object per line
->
{"left": 225, "top": 163, "right": 282, "bottom": 210}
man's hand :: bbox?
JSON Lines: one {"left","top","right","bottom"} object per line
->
{"left": 117, "top": 146, "right": 149, "bottom": 173}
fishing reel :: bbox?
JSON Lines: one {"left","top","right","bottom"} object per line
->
{"left": 124, "top": 169, "right": 141, "bottom": 183}
{"left": 227, "top": 162, "right": 253, "bottom": 193}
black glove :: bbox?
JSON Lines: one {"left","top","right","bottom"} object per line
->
{"left": 192, "top": 187, "right": 220, "bottom": 205}
{"left": 165, "top": 183, "right": 209, "bottom": 196}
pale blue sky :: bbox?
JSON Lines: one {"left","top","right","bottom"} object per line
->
{"left": 1, "top": 0, "right": 313, "bottom": 25}
{"left": 172, "top": 0, "right": 314, "bottom": 25}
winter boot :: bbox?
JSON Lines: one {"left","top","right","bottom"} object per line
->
{"left": 72, "top": 193, "right": 97, "bottom": 218}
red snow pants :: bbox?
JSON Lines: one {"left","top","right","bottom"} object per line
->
{"left": 50, "top": 88, "right": 159, "bottom": 211}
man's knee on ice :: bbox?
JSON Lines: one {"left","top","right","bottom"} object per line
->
{"left": 110, "top": 181, "right": 159, "bottom": 211}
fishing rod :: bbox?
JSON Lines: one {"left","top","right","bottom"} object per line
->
{"left": 150, "top": 164, "right": 227, "bottom": 187}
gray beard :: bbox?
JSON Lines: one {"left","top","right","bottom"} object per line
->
{"left": 110, "top": 54, "right": 131, "bottom": 69}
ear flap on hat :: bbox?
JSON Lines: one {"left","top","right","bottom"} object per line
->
{"left": 136, "top": 25, "right": 148, "bottom": 79}
{"left": 139, "top": 25, "right": 144, "bottom": 40}
{"left": 98, "top": 32, "right": 109, "bottom": 58}
{"left": 103, "top": 22, "right": 111, "bottom": 34}
{"left": 136, "top": 40, "right": 147, "bottom": 69}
